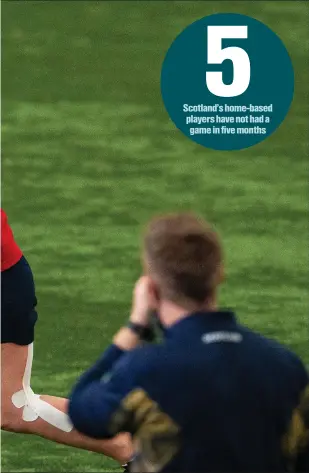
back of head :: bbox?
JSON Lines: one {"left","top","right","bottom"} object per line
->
{"left": 143, "top": 213, "right": 223, "bottom": 309}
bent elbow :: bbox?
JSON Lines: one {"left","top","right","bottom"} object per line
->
{"left": 68, "top": 391, "right": 113, "bottom": 439}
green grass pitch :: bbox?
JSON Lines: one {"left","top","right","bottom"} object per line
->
{"left": 1, "top": 1, "right": 308, "bottom": 471}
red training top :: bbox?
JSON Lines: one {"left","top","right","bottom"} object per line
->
{"left": 1, "top": 209, "right": 23, "bottom": 271}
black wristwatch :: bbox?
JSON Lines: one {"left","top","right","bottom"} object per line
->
{"left": 126, "top": 321, "right": 155, "bottom": 342}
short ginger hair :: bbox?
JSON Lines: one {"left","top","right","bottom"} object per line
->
{"left": 143, "top": 213, "right": 223, "bottom": 306}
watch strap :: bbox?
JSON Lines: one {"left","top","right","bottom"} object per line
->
{"left": 127, "top": 321, "right": 155, "bottom": 342}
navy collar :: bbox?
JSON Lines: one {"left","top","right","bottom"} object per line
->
{"left": 164, "top": 310, "right": 237, "bottom": 339}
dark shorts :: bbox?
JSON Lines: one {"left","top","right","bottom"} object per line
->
{"left": 1, "top": 256, "right": 38, "bottom": 345}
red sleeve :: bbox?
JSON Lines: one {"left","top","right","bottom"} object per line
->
{"left": 1, "top": 209, "right": 23, "bottom": 271}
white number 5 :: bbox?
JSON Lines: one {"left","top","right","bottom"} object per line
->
{"left": 206, "top": 25, "right": 250, "bottom": 98}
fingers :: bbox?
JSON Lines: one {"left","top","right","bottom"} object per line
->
{"left": 130, "top": 276, "right": 156, "bottom": 326}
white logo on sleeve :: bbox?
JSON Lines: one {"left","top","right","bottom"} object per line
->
{"left": 202, "top": 331, "right": 243, "bottom": 344}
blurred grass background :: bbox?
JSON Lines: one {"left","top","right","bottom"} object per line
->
{"left": 1, "top": 1, "right": 309, "bottom": 471}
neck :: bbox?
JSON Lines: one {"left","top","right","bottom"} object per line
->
{"left": 159, "top": 297, "right": 217, "bottom": 328}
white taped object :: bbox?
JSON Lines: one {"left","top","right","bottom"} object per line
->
{"left": 11, "top": 343, "right": 73, "bottom": 432}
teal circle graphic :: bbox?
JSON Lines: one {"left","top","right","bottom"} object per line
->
{"left": 161, "top": 13, "right": 294, "bottom": 151}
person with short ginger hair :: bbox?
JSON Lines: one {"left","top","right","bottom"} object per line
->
{"left": 69, "top": 212, "right": 309, "bottom": 473}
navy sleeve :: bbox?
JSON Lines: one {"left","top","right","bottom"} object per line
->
{"left": 70, "top": 344, "right": 125, "bottom": 390}
{"left": 68, "top": 345, "right": 147, "bottom": 439}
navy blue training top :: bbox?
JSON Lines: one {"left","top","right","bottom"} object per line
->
{"left": 69, "top": 311, "right": 309, "bottom": 472}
